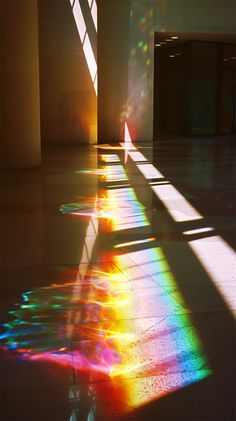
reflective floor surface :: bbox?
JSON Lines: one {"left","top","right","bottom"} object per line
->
{"left": 1, "top": 136, "right": 236, "bottom": 421}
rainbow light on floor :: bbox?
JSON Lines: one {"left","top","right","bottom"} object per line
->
{"left": 112, "top": 246, "right": 211, "bottom": 406}
{"left": 0, "top": 267, "right": 135, "bottom": 377}
{"left": 104, "top": 187, "right": 149, "bottom": 231}
{"left": 103, "top": 165, "right": 129, "bottom": 182}
{"left": 59, "top": 187, "right": 149, "bottom": 232}
{"left": 1, "top": 140, "right": 212, "bottom": 416}
{"left": 1, "top": 228, "right": 211, "bottom": 415}
{"left": 0, "top": 248, "right": 210, "bottom": 386}
{"left": 76, "top": 165, "right": 129, "bottom": 182}
{"left": 99, "top": 154, "right": 121, "bottom": 163}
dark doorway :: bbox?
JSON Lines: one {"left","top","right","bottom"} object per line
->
{"left": 154, "top": 33, "right": 236, "bottom": 138}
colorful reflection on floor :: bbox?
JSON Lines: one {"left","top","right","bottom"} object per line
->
{"left": 0, "top": 256, "right": 210, "bottom": 417}
{"left": 1, "top": 146, "right": 212, "bottom": 420}
{"left": 1, "top": 266, "right": 132, "bottom": 376}
{"left": 59, "top": 188, "right": 149, "bottom": 232}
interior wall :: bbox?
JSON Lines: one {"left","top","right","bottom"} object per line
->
{"left": 98, "top": 0, "right": 130, "bottom": 143}
{"left": 1, "top": 0, "right": 41, "bottom": 169}
{"left": 153, "top": 0, "right": 235, "bottom": 35}
{"left": 126, "top": 0, "right": 155, "bottom": 142}
{"left": 38, "top": 0, "right": 97, "bottom": 144}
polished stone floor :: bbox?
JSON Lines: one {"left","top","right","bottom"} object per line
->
{"left": 1, "top": 137, "right": 236, "bottom": 421}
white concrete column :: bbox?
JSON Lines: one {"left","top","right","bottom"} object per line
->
{"left": 1, "top": 0, "right": 41, "bottom": 169}
{"left": 97, "top": 0, "right": 154, "bottom": 143}
{"left": 126, "top": 0, "right": 154, "bottom": 142}
{"left": 98, "top": 0, "right": 130, "bottom": 143}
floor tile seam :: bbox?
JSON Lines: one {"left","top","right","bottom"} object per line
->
{"left": 1, "top": 367, "right": 211, "bottom": 393}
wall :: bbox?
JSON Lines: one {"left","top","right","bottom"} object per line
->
{"left": 98, "top": 0, "right": 130, "bottom": 143}
{"left": 153, "top": 0, "right": 236, "bottom": 34}
{"left": 1, "top": 0, "right": 41, "bottom": 169}
{"left": 38, "top": 0, "right": 97, "bottom": 144}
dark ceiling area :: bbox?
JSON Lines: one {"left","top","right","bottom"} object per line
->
{"left": 155, "top": 31, "right": 236, "bottom": 49}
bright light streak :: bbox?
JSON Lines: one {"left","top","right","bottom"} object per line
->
{"left": 128, "top": 151, "right": 147, "bottom": 162}
{"left": 107, "top": 187, "right": 141, "bottom": 200}
{"left": 183, "top": 227, "right": 214, "bottom": 235}
{"left": 100, "top": 154, "right": 120, "bottom": 163}
{"left": 88, "top": 0, "right": 93, "bottom": 6}
{"left": 73, "top": 0, "right": 86, "bottom": 43}
{"left": 124, "top": 122, "right": 132, "bottom": 144}
{"left": 124, "top": 122, "right": 133, "bottom": 163}
{"left": 83, "top": 34, "right": 97, "bottom": 82}
{"left": 112, "top": 215, "right": 149, "bottom": 231}
{"left": 151, "top": 184, "right": 203, "bottom": 222}
{"left": 116, "top": 247, "right": 171, "bottom": 285}
{"left": 91, "top": 1, "right": 97, "bottom": 31}
{"left": 113, "top": 247, "right": 210, "bottom": 399}
{"left": 70, "top": 0, "right": 97, "bottom": 95}
{"left": 106, "top": 187, "right": 149, "bottom": 231}
{"left": 189, "top": 236, "right": 236, "bottom": 315}
{"left": 95, "top": 144, "right": 137, "bottom": 151}
{"left": 0, "top": 270, "right": 133, "bottom": 377}
{"left": 59, "top": 187, "right": 149, "bottom": 231}
{"left": 119, "top": 143, "right": 137, "bottom": 150}
{"left": 94, "top": 73, "right": 97, "bottom": 95}
{"left": 137, "top": 163, "right": 164, "bottom": 179}
{"left": 105, "top": 165, "right": 129, "bottom": 182}
{"left": 114, "top": 237, "right": 156, "bottom": 249}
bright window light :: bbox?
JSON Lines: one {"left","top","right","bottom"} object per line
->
{"left": 183, "top": 227, "right": 214, "bottom": 235}
{"left": 189, "top": 236, "right": 236, "bottom": 315}
{"left": 137, "top": 163, "right": 164, "bottom": 179}
{"left": 73, "top": 0, "right": 86, "bottom": 43}
{"left": 105, "top": 165, "right": 129, "bottom": 182}
{"left": 114, "top": 237, "right": 156, "bottom": 248}
{"left": 91, "top": 1, "right": 97, "bottom": 31}
{"left": 151, "top": 184, "right": 203, "bottom": 222}
{"left": 83, "top": 33, "right": 97, "bottom": 82}
{"left": 100, "top": 154, "right": 120, "bottom": 163}
{"left": 124, "top": 122, "right": 134, "bottom": 163}
{"left": 124, "top": 122, "right": 132, "bottom": 144}
{"left": 93, "top": 73, "right": 97, "bottom": 96}
{"left": 128, "top": 151, "right": 147, "bottom": 162}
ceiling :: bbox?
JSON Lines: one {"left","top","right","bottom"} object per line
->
{"left": 155, "top": 31, "right": 236, "bottom": 49}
